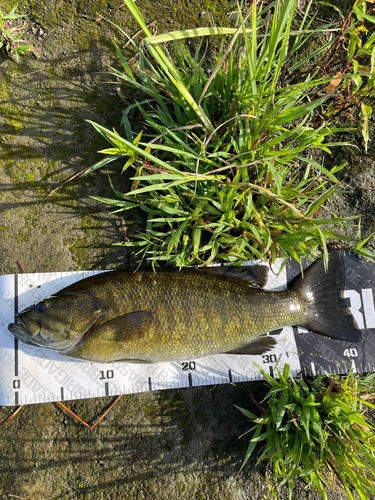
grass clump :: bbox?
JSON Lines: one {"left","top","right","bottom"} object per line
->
{"left": 236, "top": 364, "right": 375, "bottom": 500}
{"left": 85, "top": 0, "right": 375, "bottom": 268}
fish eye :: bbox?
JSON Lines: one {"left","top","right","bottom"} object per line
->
{"left": 36, "top": 302, "right": 46, "bottom": 312}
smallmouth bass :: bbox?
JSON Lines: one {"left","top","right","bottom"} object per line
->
{"left": 8, "top": 253, "right": 361, "bottom": 363}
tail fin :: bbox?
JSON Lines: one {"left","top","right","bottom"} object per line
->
{"left": 290, "top": 252, "right": 362, "bottom": 342}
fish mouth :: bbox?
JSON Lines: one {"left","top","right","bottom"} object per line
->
{"left": 8, "top": 320, "right": 43, "bottom": 347}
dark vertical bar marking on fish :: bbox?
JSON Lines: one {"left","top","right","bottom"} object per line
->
{"left": 188, "top": 373, "right": 193, "bottom": 387}
{"left": 60, "top": 387, "right": 64, "bottom": 401}
{"left": 105, "top": 382, "right": 109, "bottom": 396}
{"left": 228, "top": 370, "right": 232, "bottom": 383}
{"left": 148, "top": 377, "right": 152, "bottom": 391}
{"left": 14, "top": 274, "right": 19, "bottom": 377}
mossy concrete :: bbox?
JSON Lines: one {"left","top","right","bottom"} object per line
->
{"left": 0, "top": 0, "right": 133, "bottom": 274}
{"left": 0, "top": 1, "right": 374, "bottom": 499}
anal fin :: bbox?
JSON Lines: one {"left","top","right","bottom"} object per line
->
{"left": 225, "top": 336, "right": 277, "bottom": 355}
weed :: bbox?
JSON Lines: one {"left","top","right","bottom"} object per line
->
{"left": 0, "top": 5, "right": 35, "bottom": 61}
{"left": 86, "top": 0, "right": 375, "bottom": 268}
{"left": 236, "top": 364, "right": 375, "bottom": 500}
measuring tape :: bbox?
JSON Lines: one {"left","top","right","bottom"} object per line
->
{"left": 0, "top": 253, "right": 371, "bottom": 406}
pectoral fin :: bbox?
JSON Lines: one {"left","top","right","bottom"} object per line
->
{"left": 225, "top": 336, "right": 277, "bottom": 355}
{"left": 100, "top": 311, "right": 154, "bottom": 342}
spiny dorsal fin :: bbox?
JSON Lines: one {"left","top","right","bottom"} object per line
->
{"left": 197, "top": 264, "right": 269, "bottom": 289}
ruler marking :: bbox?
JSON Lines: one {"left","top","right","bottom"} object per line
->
{"left": 148, "top": 377, "right": 152, "bottom": 391}
{"left": 269, "top": 366, "right": 274, "bottom": 378}
{"left": 14, "top": 392, "right": 19, "bottom": 405}
{"left": 228, "top": 370, "right": 232, "bottom": 383}
{"left": 14, "top": 274, "right": 19, "bottom": 377}
{"left": 60, "top": 387, "right": 64, "bottom": 401}
{"left": 105, "top": 382, "right": 109, "bottom": 396}
{"left": 188, "top": 373, "right": 193, "bottom": 387}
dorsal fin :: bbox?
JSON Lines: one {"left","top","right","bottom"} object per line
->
{"left": 197, "top": 264, "right": 269, "bottom": 288}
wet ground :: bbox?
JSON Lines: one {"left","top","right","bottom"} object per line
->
{"left": 1, "top": 0, "right": 375, "bottom": 498}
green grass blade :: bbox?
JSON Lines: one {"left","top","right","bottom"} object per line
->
{"left": 144, "top": 27, "right": 254, "bottom": 45}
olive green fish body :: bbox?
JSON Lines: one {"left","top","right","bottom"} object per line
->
{"left": 8, "top": 254, "right": 361, "bottom": 363}
{"left": 64, "top": 270, "right": 305, "bottom": 362}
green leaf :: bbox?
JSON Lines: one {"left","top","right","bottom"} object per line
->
{"left": 192, "top": 224, "right": 202, "bottom": 257}
{"left": 113, "top": 41, "right": 136, "bottom": 80}
{"left": 133, "top": 130, "right": 143, "bottom": 147}
{"left": 240, "top": 425, "right": 263, "bottom": 470}
{"left": 144, "top": 27, "right": 254, "bottom": 45}
{"left": 82, "top": 155, "right": 122, "bottom": 176}
{"left": 234, "top": 405, "right": 258, "bottom": 420}
{"left": 2, "top": 10, "right": 24, "bottom": 20}
{"left": 90, "top": 196, "right": 138, "bottom": 210}
{"left": 275, "top": 388, "right": 289, "bottom": 430}
{"left": 266, "top": 161, "right": 282, "bottom": 196}
{"left": 354, "top": 4, "right": 375, "bottom": 24}
{"left": 361, "top": 103, "right": 372, "bottom": 153}
{"left": 304, "top": 186, "right": 337, "bottom": 217}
